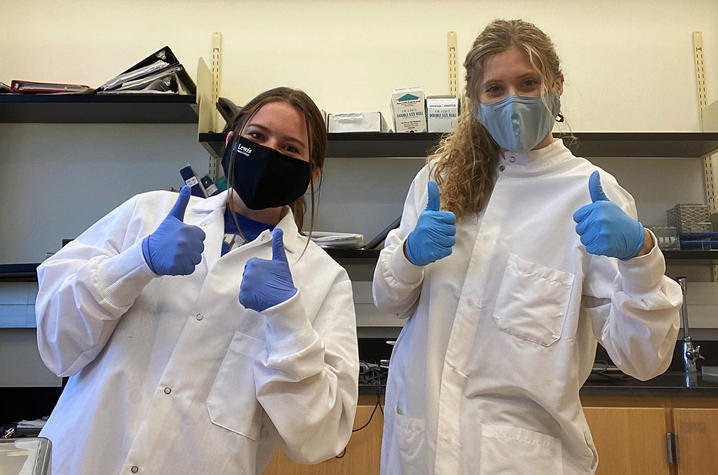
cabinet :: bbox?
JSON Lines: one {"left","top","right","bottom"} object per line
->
{"left": 583, "top": 407, "right": 671, "bottom": 474}
{"left": 672, "top": 408, "right": 718, "bottom": 474}
{"left": 0, "top": 93, "right": 201, "bottom": 279}
{"left": 582, "top": 396, "right": 718, "bottom": 475}
{"left": 260, "top": 397, "right": 718, "bottom": 475}
{"left": 199, "top": 130, "right": 718, "bottom": 265}
{"left": 199, "top": 131, "right": 718, "bottom": 159}
{"left": 1, "top": 112, "right": 717, "bottom": 277}
{"left": 6, "top": 125, "right": 717, "bottom": 334}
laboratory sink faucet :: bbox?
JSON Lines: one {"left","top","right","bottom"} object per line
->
{"left": 677, "top": 276, "right": 704, "bottom": 386}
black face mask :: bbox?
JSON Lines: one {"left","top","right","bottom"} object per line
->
{"left": 221, "top": 135, "right": 311, "bottom": 210}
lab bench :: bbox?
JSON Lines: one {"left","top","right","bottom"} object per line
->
{"left": 356, "top": 369, "right": 718, "bottom": 397}
{"left": 581, "top": 370, "right": 718, "bottom": 397}
{"left": 3, "top": 356, "right": 718, "bottom": 475}
{"left": 352, "top": 367, "right": 718, "bottom": 475}
{"left": 273, "top": 371, "right": 718, "bottom": 475}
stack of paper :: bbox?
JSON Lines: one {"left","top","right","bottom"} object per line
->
{"left": 310, "top": 232, "right": 364, "bottom": 249}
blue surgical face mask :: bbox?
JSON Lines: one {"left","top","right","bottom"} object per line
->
{"left": 473, "top": 94, "right": 560, "bottom": 153}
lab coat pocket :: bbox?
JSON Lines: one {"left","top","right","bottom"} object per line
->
{"left": 207, "top": 331, "right": 266, "bottom": 441}
{"left": 583, "top": 430, "right": 599, "bottom": 472}
{"left": 389, "top": 406, "right": 427, "bottom": 474}
{"left": 493, "top": 253, "right": 574, "bottom": 346}
{"left": 479, "top": 424, "right": 563, "bottom": 475}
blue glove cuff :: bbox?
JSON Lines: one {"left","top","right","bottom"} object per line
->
{"left": 621, "top": 221, "right": 646, "bottom": 261}
{"left": 404, "top": 234, "right": 420, "bottom": 266}
{"left": 141, "top": 235, "right": 157, "bottom": 274}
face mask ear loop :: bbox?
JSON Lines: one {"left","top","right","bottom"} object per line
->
{"left": 473, "top": 102, "right": 482, "bottom": 122}
{"left": 550, "top": 85, "right": 564, "bottom": 123}
{"left": 226, "top": 133, "right": 249, "bottom": 244}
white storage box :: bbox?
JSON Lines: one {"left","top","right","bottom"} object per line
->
{"left": 426, "top": 95, "right": 459, "bottom": 133}
{"left": 327, "top": 112, "right": 388, "bottom": 133}
{"left": 391, "top": 87, "right": 427, "bottom": 133}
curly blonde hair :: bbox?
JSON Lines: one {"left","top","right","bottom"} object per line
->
{"left": 432, "top": 19, "right": 563, "bottom": 220}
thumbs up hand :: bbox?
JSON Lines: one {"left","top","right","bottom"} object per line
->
{"left": 405, "top": 181, "right": 457, "bottom": 266}
{"left": 240, "top": 228, "right": 297, "bottom": 312}
{"left": 572, "top": 171, "right": 645, "bottom": 260}
{"left": 142, "top": 186, "right": 206, "bottom": 275}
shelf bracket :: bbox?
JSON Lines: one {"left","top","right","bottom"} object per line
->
{"left": 694, "top": 31, "right": 718, "bottom": 281}
{"left": 447, "top": 31, "right": 457, "bottom": 97}
{"left": 211, "top": 32, "right": 222, "bottom": 132}
{"left": 209, "top": 33, "right": 223, "bottom": 181}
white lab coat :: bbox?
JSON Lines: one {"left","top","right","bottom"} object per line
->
{"left": 373, "top": 139, "right": 681, "bottom": 475}
{"left": 35, "top": 190, "right": 359, "bottom": 475}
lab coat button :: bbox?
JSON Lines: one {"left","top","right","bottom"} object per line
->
{"left": 195, "top": 313, "right": 204, "bottom": 321}
{"left": 200, "top": 222, "right": 207, "bottom": 227}
{"left": 130, "top": 466, "right": 139, "bottom": 473}
{"left": 163, "top": 386, "right": 172, "bottom": 395}
{"left": 499, "top": 165, "right": 506, "bottom": 171}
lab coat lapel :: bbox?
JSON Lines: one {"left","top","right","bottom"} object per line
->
{"left": 182, "top": 191, "right": 229, "bottom": 274}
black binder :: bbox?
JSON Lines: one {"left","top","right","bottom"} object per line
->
{"left": 217, "top": 96, "right": 243, "bottom": 131}
{"left": 364, "top": 216, "right": 401, "bottom": 250}
{"left": 97, "top": 46, "right": 196, "bottom": 95}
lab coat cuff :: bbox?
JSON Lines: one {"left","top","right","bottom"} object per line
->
{"left": 388, "top": 238, "right": 425, "bottom": 285}
{"left": 618, "top": 230, "right": 665, "bottom": 296}
{"left": 95, "top": 240, "right": 157, "bottom": 311}
{"left": 263, "top": 290, "right": 319, "bottom": 356}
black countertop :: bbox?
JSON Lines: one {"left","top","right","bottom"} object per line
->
{"left": 358, "top": 370, "right": 718, "bottom": 397}
{"left": 359, "top": 371, "right": 718, "bottom": 398}
{"left": 358, "top": 339, "right": 718, "bottom": 397}
{"left": 580, "top": 370, "right": 718, "bottom": 397}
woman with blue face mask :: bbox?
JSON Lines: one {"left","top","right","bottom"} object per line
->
{"left": 373, "top": 19, "right": 681, "bottom": 474}
{"left": 35, "top": 87, "right": 359, "bottom": 475}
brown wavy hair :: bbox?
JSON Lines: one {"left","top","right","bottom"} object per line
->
{"left": 432, "top": 19, "right": 562, "bottom": 220}
{"left": 226, "top": 87, "right": 326, "bottom": 233}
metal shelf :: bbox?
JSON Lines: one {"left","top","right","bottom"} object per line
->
{"left": 333, "top": 249, "right": 718, "bottom": 264}
{"left": 325, "top": 248, "right": 381, "bottom": 264}
{"left": 0, "top": 94, "right": 198, "bottom": 123}
{"left": 0, "top": 263, "right": 40, "bottom": 281}
{"left": 0, "top": 251, "right": 383, "bottom": 282}
{"left": 199, "top": 131, "right": 718, "bottom": 159}
{"left": 562, "top": 132, "right": 718, "bottom": 158}
{"left": 3, "top": 250, "right": 715, "bottom": 282}
{"left": 663, "top": 250, "right": 718, "bottom": 265}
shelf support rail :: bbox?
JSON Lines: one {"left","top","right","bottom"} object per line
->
{"left": 209, "top": 32, "right": 223, "bottom": 181}
{"left": 694, "top": 31, "right": 718, "bottom": 281}
{"left": 447, "top": 31, "right": 457, "bottom": 97}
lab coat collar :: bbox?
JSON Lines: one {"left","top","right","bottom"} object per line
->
{"left": 187, "top": 190, "right": 305, "bottom": 255}
{"left": 186, "top": 190, "right": 230, "bottom": 216}
{"left": 265, "top": 208, "right": 305, "bottom": 256}
{"left": 499, "top": 137, "right": 571, "bottom": 173}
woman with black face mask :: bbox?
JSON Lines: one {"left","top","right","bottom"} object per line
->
{"left": 35, "top": 87, "right": 359, "bottom": 475}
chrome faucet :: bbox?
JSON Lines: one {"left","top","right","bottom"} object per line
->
{"left": 677, "top": 276, "right": 704, "bottom": 386}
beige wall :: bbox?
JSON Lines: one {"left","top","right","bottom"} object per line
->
{"left": 2, "top": 1, "right": 718, "bottom": 339}
{"left": 3, "top": 0, "right": 718, "bottom": 132}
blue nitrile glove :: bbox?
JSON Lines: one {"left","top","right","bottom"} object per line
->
{"left": 142, "top": 186, "right": 206, "bottom": 275}
{"left": 573, "top": 171, "right": 645, "bottom": 260}
{"left": 239, "top": 228, "right": 297, "bottom": 312}
{"left": 405, "top": 181, "right": 457, "bottom": 266}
